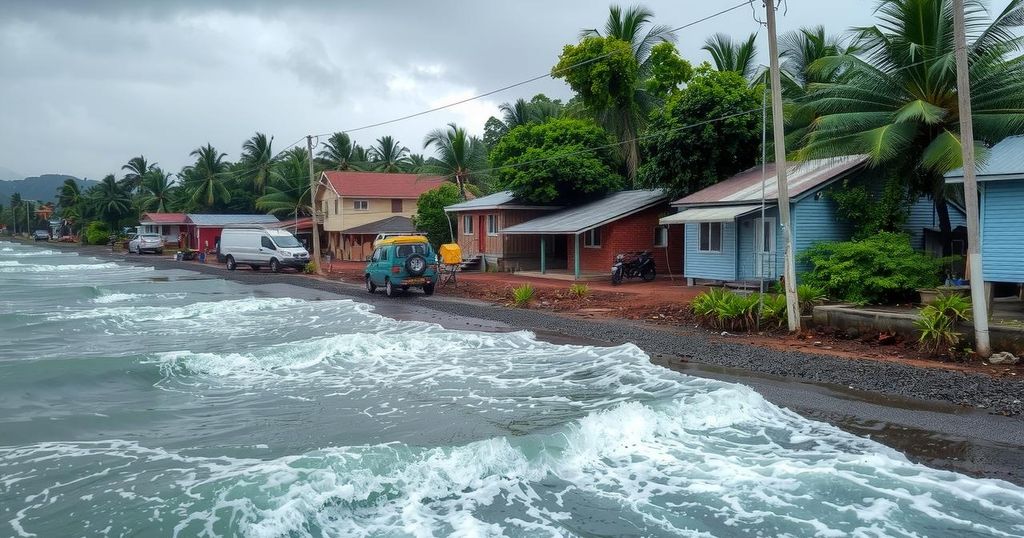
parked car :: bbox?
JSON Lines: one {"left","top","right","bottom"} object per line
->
{"left": 129, "top": 233, "right": 164, "bottom": 254}
{"left": 32, "top": 230, "right": 49, "bottom": 241}
{"left": 221, "top": 227, "right": 309, "bottom": 273}
{"left": 365, "top": 236, "right": 438, "bottom": 297}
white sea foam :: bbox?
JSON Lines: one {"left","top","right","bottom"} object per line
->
{"left": 0, "top": 261, "right": 124, "bottom": 273}
{"left": 92, "top": 292, "right": 188, "bottom": 304}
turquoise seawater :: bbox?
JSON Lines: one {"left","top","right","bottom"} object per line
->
{"left": 1, "top": 240, "right": 1023, "bottom": 537}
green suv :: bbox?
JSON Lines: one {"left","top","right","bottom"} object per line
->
{"left": 365, "top": 236, "right": 438, "bottom": 297}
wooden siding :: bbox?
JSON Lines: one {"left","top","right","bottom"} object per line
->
{"left": 684, "top": 221, "right": 737, "bottom": 281}
{"left": 982, "top": 180, "right": 1024, "bottom": 282}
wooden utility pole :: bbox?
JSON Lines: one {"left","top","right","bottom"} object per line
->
{"left": 765, "top": 0, "right": 800, "bottom": 331}
{"left": 952, "top": 0, "right": 991, "bottom": 357}
{"left": 306, "top": 135, "right": 323, "bottom": 274}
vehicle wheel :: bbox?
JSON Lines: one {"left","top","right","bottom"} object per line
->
{"left": 401, "top": 285, "right": 409, "bottom": 292}
{"left": 250, "top": 265, "right": 260, "bottom": 271}
{"left": 405, "top": 254, "right": 427, "bottom": 276}
{"left": 156, "top": 249, "right": 163, "bottom": 255}
{"left": 641, "top": 267, "right": 656, "bottom": 282}
{"left": 366, "top": 275, "right": 377, "bottom": 293}
{"left": 385, "top": 279, "right": 396, "bottom": 298}
{"left": 611, "top": 268, "right": 623, "bottom": 285}
{"left": 423, "top": 283, "right": 435, "bottom": 296}
{"left": 270, "top": 258, "right": 281, "bottom": 273}
{"left": 226, "top": 255, "right": 236, "bottom": 271}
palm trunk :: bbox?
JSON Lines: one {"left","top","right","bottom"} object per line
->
{"left": 456, "top": 174, "right": 467, "bottom": 201}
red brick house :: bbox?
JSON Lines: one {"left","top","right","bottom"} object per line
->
{"left": 501, "top": 190, "right": 683, "bottom": 280}
{"left": 443, "top": 191, "right": 560, "bottom": 271}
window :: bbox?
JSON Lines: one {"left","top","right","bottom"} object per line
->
{"left": 584, "top": 227, "right": 601, "bottom": 247}
{"left": 754, "top": 218, "right": 775, "bottom": 253}
{"left": 260, "top": 236, "right": 276, "bottom": 250}
{"left": 334, "top": 199, "right": 339, "bottom": 215}
{"left": 486, "top": 214, "right": 498, "bottom": 236}
{"left": 391, "top": 199, "right": 403, "bottom": 213}
{"left": 353, "top": 199, "right": 369, "bottom": 211}
{"left": 654, "top": 226, "right": 668, "bottom": 247}
{"left": 371, "top": 248, "right": 381, "bottom": 262}
{"left": 698, "top": 222, "right": 722, "bottom": 252}
{"left": 463, "top": 215, "right": 474, "bottom": 235}
{"left": 396, "top": 244, "right": 429, "bottom": 257}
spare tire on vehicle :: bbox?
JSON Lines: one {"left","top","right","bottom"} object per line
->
{"left": 405, "top": 254, "right": 427, "bottom": 276}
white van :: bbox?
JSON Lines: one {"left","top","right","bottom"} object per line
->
{"left": 220, "top": 228, "right": 310, "bottom": 273}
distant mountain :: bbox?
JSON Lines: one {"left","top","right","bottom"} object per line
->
{"left": 0, "top": 175, "right": 98, "bottom": 205}
{"left": 0, "top": 166, "right": 22, "bottom": 181}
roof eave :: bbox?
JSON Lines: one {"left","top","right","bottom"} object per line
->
{"left": 502, "top": 199, "right": 666, "bottom": 235}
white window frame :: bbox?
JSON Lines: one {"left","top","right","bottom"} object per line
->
{"left": 753, "top": 217, "right": 776, "bottom": 254}
{"left": 654, "top": 225, "right": 668, "bottom": 247}
{"left": 353, "top": 199, "right": 369, "bottom": 211}
{"left": 463, "top": 215, "right": 474, "bottom": 235}
{"left": 584, "top": 227, "right": 601, "bottom": 248}
{"left": 698, "top": 222, "right": 722, "bottom": 253}
{"left": 486, "top": 214, "right": 498, "bottom": 236}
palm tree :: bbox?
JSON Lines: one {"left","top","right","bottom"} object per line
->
{"left": 138, "top": 168, "right": 176, "bottom": 213}
{"left": 120, "top": 155, "right": 155, "bottom": 193}
{"left": 367, "top": 135, "right": 412, "bottom": 173}
{"left": 89, "top": 174, "right": 132, "bottom": 230}
{"left": 56, "top": 178, "right": 83, "bottom": 223}
{"left": 778, "top": 26, "right": 852, "bottom": 150}
{"left": 238, "top": 133, "right": 275, "bottom": 196}
{"left": 9, "top": 193, "right": 22, "bottom": 234}
{"left": 184, "top": 144, "right": 232, "bottom": 208}
{"left": 580, "top": 4, "right": 676, "bottom": 181}
{"left": 422, "top": 123, "right": 489, "bottom": 200}
{"left": 799, "top": 0, "right": 1024, "bottom": 254}
{"left": 317, "top": 132, "right": 365, "bottom": 171}
{"left": 256, "top": 148, "right": 312, "bottom": 217}
{"left": 702, "top": 33, "right": 760, "bottom": 81}
{"left": 406, "top": 153, "right": 427, "bottom": 173}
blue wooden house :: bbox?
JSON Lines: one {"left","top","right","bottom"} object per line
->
{"left": 946, "top": 135, "right": 1024, "bottom": 284}
{"left": 664, "top": 156, "right": 967, "bottom": 285}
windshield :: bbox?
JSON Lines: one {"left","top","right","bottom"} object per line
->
{"left": 272, "top": 234, "right": 303, "bottom": 248}
{"left": 140, "top": 234, "right": 160, "bottom": 239}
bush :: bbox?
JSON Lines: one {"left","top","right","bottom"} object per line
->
{"left": 83, "top": 221, "right": 111, "bottom": 245}
{"left": 303, "top": 262, "right": 318, "bottom": 274}
{"left": 797, "top": 284, "right": 827, "bottom": 315}
{"left": 511, "top": 284, "right": 535, "bottom": 307}
{"left": 690, "top": 288, "right": 786, "bottom": 331}
{"left": 568, "top": 283, "right": 590, "bottom": 299}
{"left": 799, "top": 232, "right": 947, "bottom": 305}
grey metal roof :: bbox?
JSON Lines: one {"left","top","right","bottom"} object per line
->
{"left": 186, "top": 214, "right": 280, "bottom": 226}
{"left": 946, "top": 136, "right": 1024, "bottom": 181}
{"left": 672, "top": 155, "right": 869, "bottom": 207}
{"left": 341, "top": 216, "right": 417, "bottom": 235}
{"left": 660, "top": 204, "right": 765, "bottom": 224}
{"left": 502, "top": 190, "right": 668, "bottom": 235}
{"left": 444, "top": 191, "right": 558, "bottom": 212}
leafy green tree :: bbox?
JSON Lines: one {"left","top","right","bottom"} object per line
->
{"left": 638, "top": 66, "right": 763, "bottom": 197}
{"left": 702, "top": 33, "right": 760, "bottom": 81}
{"left": 9, "top": 193, "right": 22, "bottom": 234}
{"left": 256, "top": 148, "right": 312, "bottom": 217}
{"left": 645, "top": 42, "right": 694, "bottom": 99}
{"left": 57, "top": 178, "right": 83, "bottom": 222}
{"left": 120, "top": 155, "right": 155, "bottom": 193}
{"left": 88, "top": 174, "right": 132, "bottom": 231}
{"left": 317, "top": 132, "right": 365, "bottom": 171}
{"left": 490, "top": 118, "right": 624, "bottom": 204}
{"left": 137, "top": 168, "right": 176, "bottom": 213}
{"left": 483, "top": 94, "right": 564, "bottom": 149}
{"left": 556, "top": 4, "right": 677, "bottom": 181}
{"left": 367, "top": 135, "right": 412, "bottom": 173}
{"left": 413, "top": 183, "right": 462, "bottom": 247}
{"left": 422, "top": 122, "right": 489, "bottom": 200}
{"left": 799, "top": 0, "right": 1024, "bottom": 255}
{"left": 183, "top": 144, "right": 232, "bottom": 209}
{"left": 238, "top": 132, "right": 276, "bottom": 196}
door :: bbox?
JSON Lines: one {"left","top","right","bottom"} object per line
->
{"left": 478, "top": 215, "right": 486, "bottom": 253}
{"left": 259, "top": 235, "right": 277, "bottom": 263}
{"left": 753, "top": 217, "right": 776, "bottom": 278}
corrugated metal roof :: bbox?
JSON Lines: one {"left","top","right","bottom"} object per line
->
{"left": 140, "top": 212, "right": 188, "bottom": 224}
{"left": 186, "top": 214, "right": 280, "bottom": 226}
{"left": 321, "top": 171, "right": 446, "bottom": 198}
{"left": 341, "top": 216, "right": 417, "bottom": 235}
{"left": 673, "top": 155, "right": 869, "bottom": 206}
{"left": 502, "top": 190, "right": 668, "bottom": 235}
{"left": 659, "top": 205, "right": 764, "bottom": 224}
{"left": 946, "top": 135, "right": 1024, "bottom": 181}
{"left": 444, "top": 191, "right": 557, "bottom": 212}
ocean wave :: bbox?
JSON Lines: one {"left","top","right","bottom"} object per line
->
{"left": 0, "top": 261, "right": 126, "bottom": 273}
{"left": 91, "top": 292, "right": 188, "bottom": 304}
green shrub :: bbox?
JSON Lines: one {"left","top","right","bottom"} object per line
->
{"left": 303, "top": 262, "right": 317, "bottom": 274}
{"left": 511, "top": 284, "right": 535, "bottom": 307}
{"left": 799, "top": 232, "right": 947, "bottom": 305}
{"left": 568, "top": 283, "right": 590, "bottom": 299}
{"left": 84, "top": 222, "right": 111, "bottom": 245}
{"left": 797, "top": 284, "right": 827, "bottom": 315}
{"left": 914, "top": 293, "right": 971, "bottom": 356}
{"left": 930, "top": 293, "right": 972, "bottom": 323}
{"left": 690, "top": 288, "right": 787, "bottom": 331}
{"left": 759, "top": 293, "right": 788, "bottom": 329}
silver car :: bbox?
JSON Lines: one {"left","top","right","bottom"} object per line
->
{"left": 129, "top": 233, "right": 164, "bottom": 255}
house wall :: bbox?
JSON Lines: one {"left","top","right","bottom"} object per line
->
{"left": 317, "top": 185, "right": 422, "bottom": 259}
{"left": 683, "top": 221, "right": 738, "bottom": 281}
{"left": 453, "top": 210, "right": 502, "bottom": 258}
{"left": 577, "top": 207, "right": 683, "bottom": 274}
{"left": 195, "top": 227, "right": 222, "bottom": 252}
{"left": 139, "top": 224, "right": 183, "bottom": 245}
{"left": 982, "top": 179, "right": 1024, "bottom": 282}
{"left": 904, "top": 195, "right": 967, "bottom": 249}
{"left": 791, "top": 192, "right": 857, "bottom": 277}
{"left": 737, "top": 207, "right": 784, "bottom": 280}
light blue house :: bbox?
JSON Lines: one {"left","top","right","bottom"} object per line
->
{"left": 664, "top": 156, "right": 967, "bottom": 285}
{"left": 946, "top": 135, "right": 1024, "bottom": 284}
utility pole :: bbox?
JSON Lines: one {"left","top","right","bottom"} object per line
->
{"left": 952, "top": 0, "right": 991, "bottom": 357}
{"left": 765, "top": 0, "right": 800, "bottom": 331}
{"left": 306, "top": 135, "right": 323, "bottom": 274}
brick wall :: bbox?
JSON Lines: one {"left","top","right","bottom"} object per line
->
{"left": 576, "top": 206, "right": 684, "bottom": 275}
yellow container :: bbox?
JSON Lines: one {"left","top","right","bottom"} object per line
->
{"left": 438, "top": 243, "right": 462, "bottom": 265}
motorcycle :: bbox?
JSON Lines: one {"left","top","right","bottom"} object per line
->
{"left": 611, "top": 251, "right": 656, "bottom": 285}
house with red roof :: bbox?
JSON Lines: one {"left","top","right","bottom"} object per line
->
{"left": 316, "top": 171, "right": 447, "bottom": 261}
{"left": 138, "top": 212, "right": 189, "bottom": 246}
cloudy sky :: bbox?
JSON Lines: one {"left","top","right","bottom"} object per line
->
{"left": 0, "top": 0, "right": 1013, "bottom": 181}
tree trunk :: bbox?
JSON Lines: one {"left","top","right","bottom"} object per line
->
{"left": 456, "top": 174, "right": 467, "bottom": 201}
{"left": 934, "top": 190, "right": 953, "bottom": 257}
